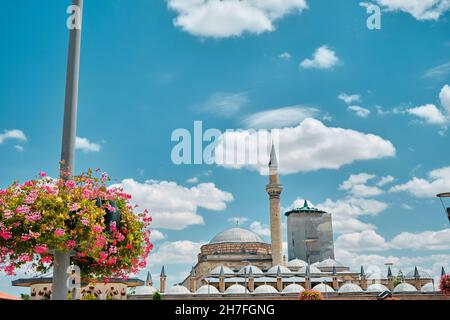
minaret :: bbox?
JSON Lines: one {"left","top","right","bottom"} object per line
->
{"left": 266, "top": 143, "right": 284, "bottom": 266}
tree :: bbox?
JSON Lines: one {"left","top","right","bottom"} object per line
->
{"left": 0, "top": 169, "right": 153, "bottom": 279}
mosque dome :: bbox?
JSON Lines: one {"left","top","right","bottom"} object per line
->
{"left": 405, "top": 268, "right": 432, "bottom": 279}
{"left": 132, "top": 285, "right": 157, "bottom": 296}
{"left": 286, "top": 259, "right": 308, "bottom": 269}
{"left": 282, "top": 284, "right": 305, "bottom": 294}
{"left": 195, "top": 285, "right": 220, "bottom": 295}
{"left": 238, "top": 265, "right": 264, "bottom": 276}
{"left": 209, "top": 265, "right": 235, "bottom": 276}
{"left": 312, "top": 283, "right": 335, "bottom": 293}
{"left": 210, "top": 228, "right": 265, "bottom": 244}
{"left": 224, "top": 284, "right": 247, "bottom": 295}
{"left": 367, "top": 283, "right": 390, "bottom": 292}
{"left": 165, "top": 285, "right": 191, "bottom": 295}
{"left": 338, "top": 283, "right": 363, "bottom": 293}
{"left": 421, "top": 282, "right": 438, "bottom": 293}
{"left": 253, "top": 285, "right": 279, "bottom": 295}
{"left": 267, "top": 265, "right": 292, "bottom": 275}
{"left": 317, "top": 258, "right": 343, "bottom": 268}
{"left": 298, "top": 265, "right": 322, "bottom": 274}
{"left": 393, "top": 283, "right": 418, "bottom": 293}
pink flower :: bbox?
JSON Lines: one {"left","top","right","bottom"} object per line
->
{"left": 19, "top": 254, "right": 32, "bottom": 263}
{"left": 35, "top": 245, "right": 48, "bottom": 255}
{"left": 69, "top": 203, "right": 80, "bottom": 211}
{"left": 4, "top": 263, "right": 16, "bottom": 276}
{"left": 25, "top": 211, "right": 42, "bottom": 222}
{"left": 40, "top": 256, "right": 52, "bottom": 264}
{"left": 4, "top": 210, "right": 13, "bottom": 219}
{"left": 16, "top": 205, "right": 30, "bottom": 214}
{"left": 21, "top": 234, "right": 32, "bottom": 242}
{"left": 99, "top": 251, "right": 108, "bottom": 263}
{"left": 39, "top": 171, "right": 47, "bottom": 177}
{"left": 0, "top": 230, "right": 12, "bottom": 241}
{"left": 65, "top": 180, "right": 75, "bottom": 189}
{"left": 81, "top": 218, "right": 90, "bottom": 226}
{"left": 106, "top": 257, "right": 117, "bottom": 266}
{"left": 54, "top": 229, "right": 65, "bottom": 237}
{"left": 109, "top": 246, "right": 118, "bottom": 254}
{"left": 67, "top": 240, "right": 76, "bottom": 249}
{"left": 93, "top": 225, "right": 103, "bottom": 233}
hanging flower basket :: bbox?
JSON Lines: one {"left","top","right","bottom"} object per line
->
{"left": 0, "top": 169, "right": 153, "bottom": 279}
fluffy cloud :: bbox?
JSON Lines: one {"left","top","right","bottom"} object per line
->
{"left": 150, "top": 240, "right": 205, "bottom": 265}
{"left": 390, "top": 166, "right": 450, "bottom": 198}
{"left": 250, "top": 221, "right": 271, "bottom": 237}
{"left": 75, "top": 137, "right": 101, "bottom": 153}
{"left": 197, "top": 92, "right": 249, "bottom": 118}
{"left": 151, "top": 230, "right": 167, "bottom": 241}
{"left": 390, "top": 229, "right": 450, "bottom": 250}
{"left": 440, "top": 84, "right": 450, "bottom": 114}
{"left": 0, "top": 129, "right": 27, "bottom": 144}
{"left": 215, "top": 118, "right": 396, "bottom": 175}
{"left": 300, "top": 45, "right": 340, "bottom": 70}
{"left": 335, "top": 230, "right": 387, "bottom": 252}
{"left": 278, "top": 52, "right": 292, "bottom": 60}
{"left": 242, "top": 106, "right": 319, "bottom": 129}
{"left": 228, "top": 216, "right": 249, "bottom": 225}
{"left": 377, "top": 175, "right": 395, "bottom": 187}
{"left": 166, "top": 0, "right": 308, "bottom": 38}
{"left": 112, "top": 179, "right": 233, "bottom": 230}
{"left": 339, "top": 173, "right": 384, "bottom": 197}
{"left": 406, "top": 104, "right": 447, "bottom": 125}
{"left": 348, "top": 105, "right": 371, "bottom": 118}
{"left": 375, "top": 0, "right": 450, "bottom": 20}
{"left": 338, "top": 93, "right": 361, "bottom": 104}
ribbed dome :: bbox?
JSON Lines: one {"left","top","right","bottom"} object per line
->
{"left": 338, "top": 283, "right": 363, "bottom": 293}
{"left": 312, "top": 283, "right": 335, "bottom": 293}
{"left": 195, "top": 285, "right": 220, "bottom": 295}
{"left": 210, "top": 228, "right": 265, "bottom": 244}
{"left": 367, "top": 283, "right": 389, "bottom": 292}
{"left": 287, "top": 259, "right": 308, "bottom": 268}
{"left": 405, "top": 268, "right": 432, "bottom": 279}
{"left": 165, "top": 285, "right": 191, "bottom": 295}
{"left": 224, "top": 284, "right": 247, "bottom": 295}
{"left": 298, "top": 265, "right": 322, "bottom": 274}
{"left": 317, "top": 258, "right": 343, "bottom": 268}
{"left": 393, "top": 283, "right": 417, "bottom": 293}
{"left": 282, "top": 284, "right": 305, "bottom": 294}
{"left": 421, "top": 282, "right": 438, "bottom": 293}
{"left": 267, "top": 265, "right": 292, "bottom": 275}
{"left": 238, "top": 265, "right": 264, "bottom": 275}
{"left": 209, "top": 265, "right": 235, "bottom": 276}
{"left": 253, "top": 285, "right": 278, "bottom": 295}
{"left": 132, "top": 285, "right": 157, "bottom": 295}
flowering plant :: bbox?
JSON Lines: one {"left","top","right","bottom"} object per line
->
{"left": 0, "top": 169, "right": 153, "bottom": 279}
{"left": 299, "top": 290, "right": 324, "bottom": 301}
{"left": 440, "top": 274, "right": 450, "bottom": 296}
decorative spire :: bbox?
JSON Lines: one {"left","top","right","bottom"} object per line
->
{"left": 146, "top": 271, "right": 153, "bottom": 286}
{"left": 303, "top": 200, "right": 309, "bottom": 209}
{"left": 190, "top": 266, "right": 196, "bottom": 277}
{"left": 305, "top": 265, "right": 311, "bottom": 277}
{"left": 442, "top": 266, "right": 447, "bottom": 277}
{"left": 332, "top": 266, "right": 337, "bottom": 276}
{"left": 277, "top": 266, "right": 282, "bottom": 277}
{"left": 269, "top": 143, "right": 278, "bottom": 168}
{"left": 248, "top": 267, "right": 254, "bottom": 278}
{"left": 219, "top": 266, "right": 225, "bottom": 277}
{"left": 160, "top": 266, "right": 166, "bottom": 277}
{"left": 387, "top": 266, "right": 392, "bottom": 278}
{"left": 360, "top": 266, "right": 365, "bottom": 277}
{"left": 414, "top": 266, "right": 420, "bottom": 279}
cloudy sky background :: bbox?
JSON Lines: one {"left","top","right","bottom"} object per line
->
{"left": 1, "top": 0, "right": 450, "bottom": 295}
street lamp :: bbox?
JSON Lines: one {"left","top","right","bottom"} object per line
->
{"left": 52, "top": 0, "right": 84, "bottom": 301}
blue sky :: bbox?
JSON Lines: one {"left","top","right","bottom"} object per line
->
{"left": 1, "top": 0, "right": 450, "bottom": 295}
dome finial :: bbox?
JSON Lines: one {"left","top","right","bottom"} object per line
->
{"left": 269, "top": 142, "right": 278, "bottom": 168}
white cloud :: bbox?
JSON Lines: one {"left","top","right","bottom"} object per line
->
{"left": 250, "top": 221, "right": 271, "bottom": 237}
{"left": 150, "top": 240, "right": 205, "bottom": 265}
{"left": 377, "top": 175, "right": 395, "bottom": 187}
{"left": 406, "top": 104, "right": 447, "bottom": 125}
{"left": 336, "top": 230, "right": 388, "bottom": 252}
{"left": 0, "top": 129, "right": 27, "bottom": 144}
{"left": 151, "top": 230, "right": 167, "bottom": 241}
{"left": 166, "top": 0, "right": 308, "bottom": 38}
{"left": 348, "top": 105, "right": 371, "bottom": 118}
{"left": 278, "top": 52, "right": 292, "bottom": 60}
{"left": 300, "top": 45, "right": 340, "bottom": 70}
{"left": 14, "top": 145, "right": 24, "bottom": 152}
{"left": 228, "top": 217, "right": 249, "bottom": 226}
{"left": 197, "top": 92, "right": 249, "bottom": 118}
{"left": 186, "top": 177, "right": 199, "bottom": 184}
{"left": 375, "top": 0, "right": 450, "bottom": 20}
{"left": 112, "top": 179, "right": 233, "bottom": 230}
{"left": 390, "top": 229, "right": 450, "bottom": 251}
{"left": 390, "top": 166, "right": 450, "bottom": 198}
{"left": 215, "top": 118, "right": 396, "bottom": 175}
{"left": 440, "top": 84, "right": 450, "bottom": 114}
{"left": 242, "top": 106, "right": 319, "bottom": 129}
{"left": 75, "top": 137, "right": 101, "bottom": 153}
{"left": 339, "top": 173, "right": 383, "bottom": 197}
{"left": 424, "top": 62, "right": 450, "bottom": 79}
{"left": 338, "top": 93, "right": 361, "bottom": 104}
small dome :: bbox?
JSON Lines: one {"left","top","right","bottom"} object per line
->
{"left": 405, "top": 268, "right": 432, "bottom": 279}
{"left": 282, "top": 284, "right": 305, "bottom": 294}
{"left": 287, "top": 259, "right": 308, "bottom": 268}
{"left": 210, "top": 228, "right": 265, "bottom": 244}
{"left": 165, "top": 285, "right": 191, "bottom": 295}
{"left": 298, "top": 265, "right": 322, "bottom": 274}
{"left": 209, "top": 265, "right": 235, "bottom": 276}
{"left": 195, "top": 285, "right": 220, "bottom": 295}
{"left": 238, "top": 265, "right": 263, "bottom": 276}
{"left": 367, "top": 284, "right": 389, "bottom": 293}
{"left": 393, "top": 283, "right": 417, "bottom": 293}
{"left": 132, "top": 285, "right": 157, "bottom": 295}
{"left": 338, "top": 283, "right": 363, "bottom": 293}
{"left": 421, "top": 282, "right": 438, "bottom": 293}
{"left": 267, "top": 265, "right": 292, "bottom": 275}
{"left": 312, "top": 283, "right": 335, "bottom": 293}
{"left": 224, "top": 284, "right": 247, "bottom": 295}
{"left": 253, "top": 285, "right": 278, "bottom": 295}
{"left": 317, "top": 258, "right": 343, "bottom": 268}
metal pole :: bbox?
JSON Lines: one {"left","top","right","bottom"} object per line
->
{"left": 52, "top": 0, "right": 83, "bottom": 300}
